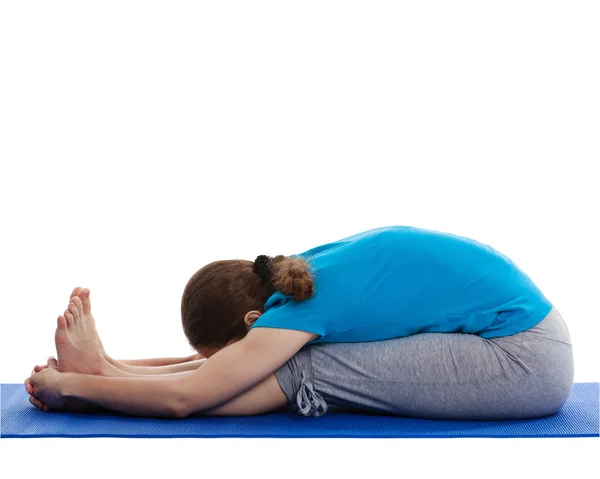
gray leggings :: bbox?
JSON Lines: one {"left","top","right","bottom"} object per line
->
{"left": 274, "top": 307, "right": 574, "bottom": 420}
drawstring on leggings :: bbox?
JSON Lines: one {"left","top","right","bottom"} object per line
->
{"left": 296, "top": 371, "right": 328, "bottom": 417}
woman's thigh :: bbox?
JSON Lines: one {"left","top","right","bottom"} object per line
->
{"left": 274, "top": 307, "right": 574, "bottom": 420}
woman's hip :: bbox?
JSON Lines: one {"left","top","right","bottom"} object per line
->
{"left": 274, "top": 307, "right": 574, "bottom": 419}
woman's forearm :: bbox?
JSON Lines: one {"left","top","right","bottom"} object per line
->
{"left": 61, "top": 373, "right": 187, "bottom": 418}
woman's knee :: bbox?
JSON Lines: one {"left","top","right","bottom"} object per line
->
{"left": 509, "top": 344, "right": 574, "bottom": 418}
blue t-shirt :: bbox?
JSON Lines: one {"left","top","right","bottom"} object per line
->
{"left": 252, "top": 226, "right": 553, "bottom": 342}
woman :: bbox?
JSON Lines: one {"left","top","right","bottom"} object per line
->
{"left": 27, "top": 225, "right": 574, "bottom": 420}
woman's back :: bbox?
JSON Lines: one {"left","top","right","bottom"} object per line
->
{"left": 252, "top": 226, "right": 553, "bottom": 342}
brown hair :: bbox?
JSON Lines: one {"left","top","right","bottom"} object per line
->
{"left": 181, "top": 255, "right": 314, "bottom": 349}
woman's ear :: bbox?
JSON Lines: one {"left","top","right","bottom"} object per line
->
{"left": 243, "top": 310, "right": 262, "bottom": 328}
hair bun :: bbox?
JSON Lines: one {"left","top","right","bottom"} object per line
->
{"left": 254, "top": 255, "right": 272, "bottom": 282}
{"left": 270, "top": 255, "right": 315, "bottom": 301}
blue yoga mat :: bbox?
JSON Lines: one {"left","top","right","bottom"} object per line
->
{"left": 2, "top": 382, "right": 598, "bottom": 438}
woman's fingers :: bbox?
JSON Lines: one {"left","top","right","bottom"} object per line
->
{"left": 29, "top": 395, "right": 46, "bottom": 411}
{"left": 26, "top": 372, "right": 49, "bottom": 411}
{"left": 31, "top": 364, "right": 47, "bottom": 377}
{"left": 27, "top": 362, "right": 50, "bottom": 392}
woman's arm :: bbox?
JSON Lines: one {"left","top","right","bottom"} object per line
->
{"left": 202, "top": 373, "right": 288, "bottom": 416}
{"left": 30, "top": 366, "right": 287, "bottom": 416}
{"left": 35, "top": 328, "right": 315, "bottom": 417}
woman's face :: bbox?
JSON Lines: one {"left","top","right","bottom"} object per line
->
{"left": 197, "top": 337, "right": 241, "bottom": 359}
{"left": 196, "top": 311, "right": 259, "bottom": 358}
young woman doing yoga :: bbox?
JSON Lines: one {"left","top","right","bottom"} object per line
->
{"left": 26, "top": 226, "right": 574, "bottom": 419}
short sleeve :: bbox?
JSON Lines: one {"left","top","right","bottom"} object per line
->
{"left": 252, "top": 292, "right": 328, "bottom": 341}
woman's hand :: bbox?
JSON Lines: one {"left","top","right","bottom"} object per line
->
{"left": 25, "top": 359, "right": 52, "bottom": 411}
{"left": 26, "top": 358, "right": 68, "bottom": 410}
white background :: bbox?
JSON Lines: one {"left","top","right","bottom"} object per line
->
{"left": 1, "top": 1, "right": 598, "bottom": 478}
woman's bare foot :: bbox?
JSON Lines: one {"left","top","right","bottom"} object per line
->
{"left": 68, "top": 287, "right": 108, "bottom": 356}
{"left": 66, "top": 287, "right": 203, "bottom": 373}
{"left": 68, "top": 286, "right": 130, "bottom": 373}
{"left": 55, "top": 289, "right": 116, "bottom": 376}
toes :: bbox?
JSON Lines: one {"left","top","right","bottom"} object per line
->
{"left": 57, "top": 315, "right": 68, "bottom": 330}
{"left": 70, "top": 287, "right": 84, "bottom": 301}
{"left": 79, "top": 288, "right": 92, "bottom": 315}
{"left": 72, "top": 296, "right": 84, "bottom": 318}
{"left": 64, "top": 310, "right": 74, "bottom": 327}
{"left": 47, "top": 357, "right": 58, "bottom": 369}
{"left": 68, "top": 301, "right": 80, "bottom": 322}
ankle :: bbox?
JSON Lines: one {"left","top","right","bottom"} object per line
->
{"left": 92, "top": 358, "right": 120, "bottom": 377}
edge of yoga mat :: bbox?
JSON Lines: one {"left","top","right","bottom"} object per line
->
{"left": 2, "top": 382, "right": 598, "bottom": 439}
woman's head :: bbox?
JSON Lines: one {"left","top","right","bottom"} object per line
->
{"left": 181, "top": 254, "right": 314, "bottom": 354}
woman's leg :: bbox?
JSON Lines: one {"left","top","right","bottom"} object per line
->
{"left": 105, "top": 356, "right": 206, "bottom": 375}
{"left": 115, "top": 353, "right": 202, "bottom": 367}
{"left": 274, "top": 307, "right": 574, "bottom": 420}
{"left": 65, "top": 287, "right": 205, "bottom": 376}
